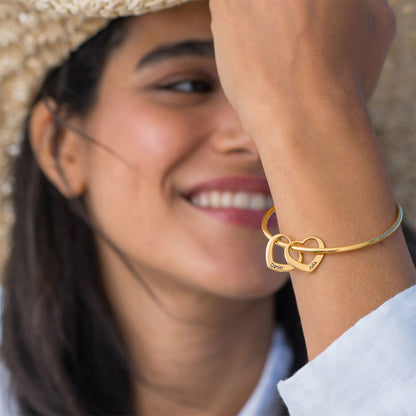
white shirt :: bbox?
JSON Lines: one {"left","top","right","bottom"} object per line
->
{"left": 279, "top": 284, "right": 416, "bottom": 415}
{"left": 242, "top": 284, "right": 416, "bottom": 415}
{"left": 1, "top": 284, "right": 416, "bottom": 415}
{"left": 238, "top": 327, "right": 292, "bottom": 416}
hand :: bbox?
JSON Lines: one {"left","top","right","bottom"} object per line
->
{"left": 209, "top": 0, "right": 396, "bottom": 137}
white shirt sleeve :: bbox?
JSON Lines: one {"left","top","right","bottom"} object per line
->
{"left": 278, "top": 284, "right": 416, "bottom": 416}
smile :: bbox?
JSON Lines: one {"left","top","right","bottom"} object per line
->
{"left": 182, "top": 177, "right": 274, "bottom": 229}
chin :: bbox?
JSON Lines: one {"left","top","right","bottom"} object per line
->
{"left": 196, "top": 268, "right": 289, "bottom": 300}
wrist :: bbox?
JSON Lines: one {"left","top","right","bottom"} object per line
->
{"left": 243, "top": 88, "right": 368, "bottom": 149}
{"left": 255, "top": 93, "right": 396, "bottom": 245}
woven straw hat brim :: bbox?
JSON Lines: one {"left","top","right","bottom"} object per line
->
{"left": 0, "top": 0, "right": 415, "bottom": 272}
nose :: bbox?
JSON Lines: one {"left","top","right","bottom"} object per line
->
{"left": 209, "top": 99, "right": 261, "bottom": 160}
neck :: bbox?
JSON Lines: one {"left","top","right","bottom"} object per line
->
{"left": 101, "top": 254, "right": 275, "bottom": 415}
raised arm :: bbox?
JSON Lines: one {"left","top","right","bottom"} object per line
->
{"left": 209, "top": 0, "right": 416, "bottom": 360}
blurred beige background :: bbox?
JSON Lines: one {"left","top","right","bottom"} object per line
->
{"left": 369, "top": 0, "right": 416, "bottom": 231}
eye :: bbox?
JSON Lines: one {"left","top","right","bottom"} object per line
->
{"left": 157, "top": 79, "right": 214, "bottom": 94}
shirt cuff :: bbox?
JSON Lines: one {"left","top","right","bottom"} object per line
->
{"left": 278, "top": 284, "right": 416, "bottom": 416}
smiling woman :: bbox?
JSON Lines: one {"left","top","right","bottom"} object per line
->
{"left": 0, "top": 1, "right": 416, "bottom": 415}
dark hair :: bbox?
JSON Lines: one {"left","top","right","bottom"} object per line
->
{"left": 1, "top": 18, "right": 135, "bottom": 415}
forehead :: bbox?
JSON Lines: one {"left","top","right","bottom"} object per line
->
{"left": 124, "top": 1, "right": 212, "bottom": 50}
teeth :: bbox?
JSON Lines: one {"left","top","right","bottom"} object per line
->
{"left": 249, "top": 194, "right": 267, "bottom": 210}
{"left": 190, "top": 191, "right": 273, "bottom": 211}
{"left": 220, "top": 191, "right": 233, "bottom": 208}
{"left": 210, "top": 191, "right": 221, "bottom": 208}
{"left": 199, "top": 193, "right": 210, "bottom": 207}
{"left": 234, "top": 191, "right": 250, "bottom": 209}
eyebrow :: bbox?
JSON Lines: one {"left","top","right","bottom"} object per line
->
{"left": 136, "top": 39, "right": 215, "bottom": 69}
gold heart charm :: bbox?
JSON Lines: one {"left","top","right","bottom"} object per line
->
{"left": 284, "top": 237, "right": 326, "bottom": 273}
{"left": 266, "top": 234, "right": 303, "bottom": 272}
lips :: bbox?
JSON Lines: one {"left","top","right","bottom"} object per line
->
{"left": 183, "top": 177, "right": 273, "bottom": 228}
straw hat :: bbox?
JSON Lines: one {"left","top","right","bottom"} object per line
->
{"left": 0, "top": 0, "right": 415, "bottom": 271}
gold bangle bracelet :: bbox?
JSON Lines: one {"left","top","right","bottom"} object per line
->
{"left": 262, "top": 202, "right": 403, "bottom": 273}
{"left": 262, "top": 202, "right": 403, "bottom": 254}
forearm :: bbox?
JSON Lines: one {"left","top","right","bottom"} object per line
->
{"left": 209, "top": 0, "right": 416, "bottom": 360}
{"left": 256, "top": 97, "right": 416, "bottom": 360}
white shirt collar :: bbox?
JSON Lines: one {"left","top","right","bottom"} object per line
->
{"left": 237, "top": 327, "right": 293, "bottom": 416}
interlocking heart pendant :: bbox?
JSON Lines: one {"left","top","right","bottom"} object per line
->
{"left": 266, "top": 234, "right": 303, "bottom": 272}
{"left": 284, "top": 237, "right": 326, "bottom": 273}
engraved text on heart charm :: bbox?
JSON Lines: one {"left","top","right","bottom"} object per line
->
{"left": 266, "top": 234, "right": 303, "bottom": 272}
{"left": 284, "top": 237, "right": 326, "bottom": 273}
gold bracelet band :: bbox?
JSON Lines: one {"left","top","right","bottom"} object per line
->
{"left": 262, "top": 202, "right": 403, "bottom": 273}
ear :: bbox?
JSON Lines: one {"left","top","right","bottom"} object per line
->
{"left": 29, "top": 100, "right": 87, "bottom": 198}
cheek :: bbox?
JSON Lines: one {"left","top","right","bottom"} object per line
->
{"left": 87, "top": 99, "right": 207, "bottom": 180}
{"left": 81, "top": 98, "right": 210, "bottom": 244}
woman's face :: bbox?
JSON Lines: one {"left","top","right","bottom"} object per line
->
{"left": 79, "top": 1, "right": 287, "bottom": 299}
